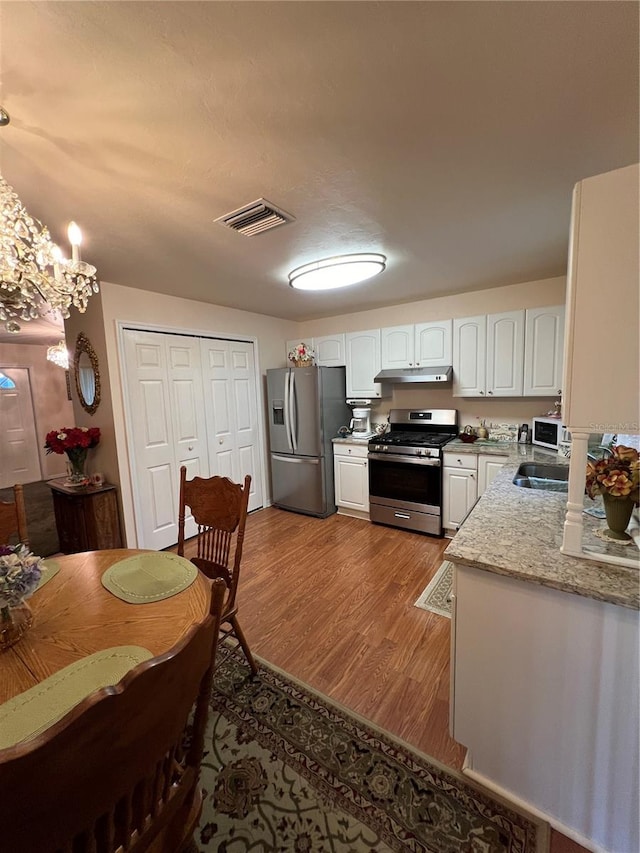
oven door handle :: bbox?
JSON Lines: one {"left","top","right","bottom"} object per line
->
{"left": 367, "top": 452, "right": 441, "bottom": 466}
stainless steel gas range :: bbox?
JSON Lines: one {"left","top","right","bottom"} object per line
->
{"left": 368, "top": 408, "right": 458, "bottom": 536}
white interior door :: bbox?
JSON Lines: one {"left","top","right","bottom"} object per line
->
{"left": 200, "top": 339, "right": 264, "bottom": 511}
{"left": 122, "top": 330, "right": 208, "bottom": 549}
{"left": 0, "top": 368, "right": 42, "bottom": 488}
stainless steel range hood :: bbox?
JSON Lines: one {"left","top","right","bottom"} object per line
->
{"left": 373, "top": 366, "right": 453, "bottom": 385}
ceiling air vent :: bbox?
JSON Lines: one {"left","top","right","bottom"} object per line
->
{"left": 215, "top": 198, "right": 295, "bottom": 236}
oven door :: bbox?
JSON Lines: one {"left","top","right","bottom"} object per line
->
{"left": 368, "top": 452, "right": 442, "bottom": 515}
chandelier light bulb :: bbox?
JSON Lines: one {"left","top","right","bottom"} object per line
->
{"left": 67, "top": 221, "right": 82, "bottom": 263}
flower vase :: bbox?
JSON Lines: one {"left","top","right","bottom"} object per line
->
{"left": 65, "top": 448, "right": 89, "bottom": 485}
{"left": 0, "top": 602, "right": 33, "bottom": 652}
{"left": 601, "top": 493, "right": 635, "bottom": 541}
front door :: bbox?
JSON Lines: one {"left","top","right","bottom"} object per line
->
{"left": 0, "top": 368, "right": 42, "bottom": 488}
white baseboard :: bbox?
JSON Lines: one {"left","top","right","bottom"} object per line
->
{"left": 462, "top": 753, "right": 604, "bottom": 853}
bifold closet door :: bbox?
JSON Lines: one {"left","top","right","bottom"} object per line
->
{"left": 200, "top": 338, "right": 264, "bottom": 511}
{"left": 122, "top": 330, "right": 209, "bottom": 549}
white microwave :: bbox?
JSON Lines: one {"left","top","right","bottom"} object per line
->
{"left": 531, "top": 417, "right": 569, "bottom": 451}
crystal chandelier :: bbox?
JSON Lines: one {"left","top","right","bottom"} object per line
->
{"left": 46, "top": 340, "right": 70, "bottom": 369}
{"left": 0, "top": 172, "right": 99, "bottom": 323}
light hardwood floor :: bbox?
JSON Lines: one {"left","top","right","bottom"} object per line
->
{"left": 178, "top": 505, "right": 586, "bottom": 853}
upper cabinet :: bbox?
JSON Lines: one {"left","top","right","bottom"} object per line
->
{"left": 523, "top": 306, "right": 565, "bottom": 396}
{"left": 315, "top": 334, "right": 346, "bottom": 367}
{"left": 346, "top": 330, "right": 383, "bottom": 398}
{"left": 563, "top": 164, "right": 639, "bottom": 431}
{"left": 486, "top": 310, "right": 525, "bottom": 396}
{"left": 381, "top": 321, "right": 452, "bottom": 369}
{"left": 452, "top": 315, "right": 486, "bottom": 396}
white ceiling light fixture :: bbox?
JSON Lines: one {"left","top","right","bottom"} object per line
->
{"left": 288, "top": 253, "right": 386, "bottom": 291}
{"left": 0, "top": 107, "right": 99, "bottom": 325}
{"left": 46, "top": 339, "right": 70, "bottom": 370}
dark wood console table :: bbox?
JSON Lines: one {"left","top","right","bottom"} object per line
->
{"left": 48, "top": 480, "right": 123, "bottom": 554}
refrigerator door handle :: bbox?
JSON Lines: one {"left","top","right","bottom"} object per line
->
{"left": 271, "top": 454, "right": 320, "bottom": 464}
{"left": 289, "top": 369, "right": 298, "bottom": 452}
{"left": 283, "top": 370, "right": 293, "bottom": 452}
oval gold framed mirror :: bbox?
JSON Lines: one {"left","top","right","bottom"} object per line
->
{"left": 74, "top": 332, "right": 101, "bottom": 415}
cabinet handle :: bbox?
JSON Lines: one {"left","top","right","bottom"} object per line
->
{"left": 219, "top": 439, "right": 223, "bottom": 445}
{"left": 188, "top": 445, "right": 193, "bottom": 451}
{"left": 470, "top": 473, "right": 475, "bottom": 478}
{"left": 348, "top": 448, "right": 352, "bottom": 454}
{"left": 488, "top": 390, "right": 493, "bottom": 395}
{"left": 558, "top": 389, "right": 562, "bottom": 395}
{"left": 479, "top": 390, "right": 484, "bottom": 395}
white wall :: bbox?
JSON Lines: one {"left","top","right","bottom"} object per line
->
{"left": 66, "top": 282, "right": 299, "bottom": 546}
{"left": 0, "top": 342, "right": 74, "bottom": 480}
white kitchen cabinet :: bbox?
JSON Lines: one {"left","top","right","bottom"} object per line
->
{"left": 314, "top": 333, "right": 346, "bottom": 367}
{"left": 452, "top": 315, "right": 486, "bottom": 396}
{"left": 523, "top": 305, "right": 565, "bottom": 396}
{"left": 486, "top": 310, "right": 524, "bottom": 396}
{"left": 381, "top": 325, "right": 414, "bottom": 369}
{"left": 345, "top": 329, "right": 383, "bottom": 398}
{"left": 443, "top": 452, "right": 477, "bottom": 532}
{"left": 381, "top": 320, "right": 452, "bottom": 370}
{"left": 415, "top": 320, "right": 452, "bottom": 367}
{"left": 477, "top": 454, "right": 509, "bottom": 495}
{"left": 451, "top": 563, "right": 639, "bottom": 853}
{"left": 333, "top": 443, "right": 369, "bottom": 517}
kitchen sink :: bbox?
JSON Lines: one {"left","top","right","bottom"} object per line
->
{"left": 513, "top": 463, "right": 569, "bottom": 491}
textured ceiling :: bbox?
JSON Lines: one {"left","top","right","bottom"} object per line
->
{"left": 0, "top": 0, "right": 637, "bottom": 333}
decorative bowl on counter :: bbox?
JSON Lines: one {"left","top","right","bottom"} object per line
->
{"left": 458, "top": 433, "right": 478, "bottom": 443}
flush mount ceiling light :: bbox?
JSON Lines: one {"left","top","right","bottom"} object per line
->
{"left": 288, "top": 253, "right": 386, "bottom": 291}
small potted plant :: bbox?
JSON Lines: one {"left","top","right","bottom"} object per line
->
{"left": 0, "top": 543, "right": 43, "bottom": 649}
{"left": 586, "top": 445, "right": 639, "bottom": 541}
{"left": 288, "top": 342, "right": 315, "bottom": 367}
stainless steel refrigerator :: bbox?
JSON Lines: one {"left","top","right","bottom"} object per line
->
{"left": 267, "top": 366, "right": 350, "bottom": 517}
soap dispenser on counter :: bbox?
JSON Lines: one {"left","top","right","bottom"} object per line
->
{"left": 518, "top": 423, "right": 529, "bottom": 444}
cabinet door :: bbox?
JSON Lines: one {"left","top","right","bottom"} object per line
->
{"left": 523, "top": 306, "right": 565, "bottom": 396}
{"left": 334, "top": 454, "right": 369, "bottom": 512}
{"left": 381, "top": 325, "right": 414, "bottom": 369}
{"left": 346, "top": 330, "right": 383, "bottom": 398}
{"left": 415, "top": 320, "right": 452, "bottom": 367}
{"left": 486, "top": 310, "right": 524, "bottom": 396}
{"left": 443, "top": 467, "right": 477, "bottom": 529}
{"left": 453, "top": 316, "right": 486, "bottom": 397}
{"left": 477, "top": 454, "right": 509, "bottom": 496}
{"left": 315, "top": 334, "right": 346, "bottom": 367}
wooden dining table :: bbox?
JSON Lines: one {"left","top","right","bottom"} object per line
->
{"left": 0, "top": 549, "right": 211, "bottom": 705}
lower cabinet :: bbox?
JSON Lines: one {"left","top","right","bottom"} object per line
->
{"left": 333, "top": 443, "right": 369, "bottom": 518}
{"left": 443, "top": 452, "right": 509, "bottom": 534}
{"left": 49, "top": 480, "right": 122, "bottom": 554}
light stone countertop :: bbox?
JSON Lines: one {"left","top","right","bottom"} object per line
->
{"left": 332, "top": 436, "right": 374, "bottom": 446}
{"left": 444, "top": 445, "right": 639, "bottom": 610}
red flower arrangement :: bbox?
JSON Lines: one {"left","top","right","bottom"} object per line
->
{"left": 44, "top": 426, "right": 101, "bottom": 455}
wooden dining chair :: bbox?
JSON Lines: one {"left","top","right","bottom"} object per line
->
{"left": 0, "top": 483, "right": 29, "bottom": 548}
{"left": 0, "top": 577, "right": 227, "bottom": 853}
{"left": 177, "top": 465, "right": 258, "bottom": 676}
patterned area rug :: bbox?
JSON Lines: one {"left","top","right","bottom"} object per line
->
{"left": 196, "top": 644, "right": 547, "bottom": 852}
{"left": 414, "top": 560, "right": 453, "bottom": 617}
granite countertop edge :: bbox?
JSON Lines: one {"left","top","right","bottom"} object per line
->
{"left": 444, "top": 446, "right": 639, "bottom": 611}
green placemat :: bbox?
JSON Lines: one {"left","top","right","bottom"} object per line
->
{"left": 35, "top": 559, "right": 61, "bottom": 591}
{"left": 101, "top": 552, "right": 198, "bottom": 604}
{"left": 0, "top": 645, "right": 152, "bottom": 749}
